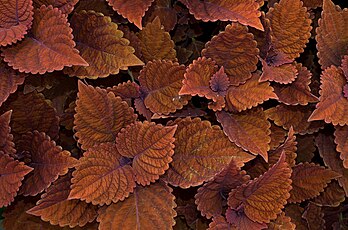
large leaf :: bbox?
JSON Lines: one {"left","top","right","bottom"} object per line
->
{"left": 227, "top": 152, "right": 292, "bottom": 223}
{"left": 64, "top": 10, "right": 144, "bottom": 79}
{"left": 316, "top": 0, "right": 348, "bottom": 69}
{"left": 74, "top": 81, "right": 137, "bottom": 150}
{"left": 201, "top": 23, "right": 259, "bottom": 86}
{"left": 165, "top": 117, "right": 254, "bottom": 188}
{"left": 0, "top": 0, "right": 33, "bottom": 46}
{"left": 179, "top": 0, "right": 263, "bottom": 30}
{"left": 116, "top": 121, "right": 176, "bottom": 186}
{"left": 69, "top": 143, "right": 136, "bottom": 205}
{"left": 1, "top": 5, "right": 88, "bottom": 74}
{"left": 33, "top": 0, "right": 78, "bottom": 14}
{"left": 0, "top": 111, "right": 15, "bottom": 157}
{"left": 97, "top": 181, "right": 176, "bottom": 230}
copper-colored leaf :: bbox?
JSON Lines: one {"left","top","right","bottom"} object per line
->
{"left": 267, "top": 0, "right": 312, "bottom": 59}
{"left": 308, "top": 66, "right": 348, "bottom": 125}
{"left": 302, "top": 203, "right": 325, "bottom": 230}
{"left": 208, "top": 216, "right": 232, "bottom": 230}
{"left": 312, "top": 181, "right": 345, "bottom": 207}
{"left": 116, "top": 121, "right": 176, "bottom": 186}
{"left": 273, "top": 64, "right": 319, "bottom": 105}
{"left": 201, "top": 23, "right": 259, "bottom": 86}
{"left": 195, "top": 160, "right": 250, "bottom": 219}
{"left": 138, "top": 17, "right": 176, "bottom": 62}
{"left": 269, "top": 123, "right": 287, "bottom": 150}
{"left": 334, "top": 125, "right": 348, "bottom": 168}
{"left": 139, "top": 60, "right": 190, "bottom": 115}
{"left": 1, "top": 5, "right": 88, "bottom": 74}
{"left": 69, "top": 143, "right": 136, "bottom": 205}
{"left": 226, "top": 72, "right": 277, "bottom": 112}
{"left": 16, "top": 131, "right": 77, "bottom": 196}
{"left": 227, "top": 152, "right": 292, "bottom": 223}
{"left": 296, "top": 135, "right": 316, "bottom": 163}
{"left": 0, "top": 153, "right": 33, "bottom": 207}
{"left": 0, "top": 0, "right": 33, "bottom": 46}
{"left": 179, "top": 0, "right": 263, "bottom": 30}
{"left": 0, "top": 111, "right": 15, "bottom": 157}
{"left": 268, "top": 212, "right": 296, "bottom": 230}
{"left": 316, "top": 0, "right": 348, "bottom": 69}
{"left": 165, "top": 117, "right": 254, "bottom": 188}
{"left": 33, "top": 0, "right": 78, "bottom": 14}
{"left": 303, "top": 0, "right": 323, "bottom": 8}
{"left": 106, "top": 81, "right": 140, "bottom": 106}
{"left": 64, "top": 10, "right": 144, "bottom": 79}
{"left": 106, "top": 0, "right": 154, "bottom": 29}
{"left": 216, "top": 108, "right": 271, "bottom": 161}
{"left": 97, "top": 181, "right": 176, "bottom": 230}
{"left": 289, "top": 163, "right": 341, "bottom": 203}
{"left": 74, "top": 81, "right": 137, "bottom": 150}
{"left": 226, "top": 208, "right": 267, "bottom": 229}
{"left": 260, "top": 61, "right": 298, "bottom": 84}
{"left": 27, "top": 173, "right": 98, "bottom": 228}
{"left": 284, "top": 205, "right": 308, "bottom": 230}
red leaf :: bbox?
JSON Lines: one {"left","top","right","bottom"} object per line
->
{"left": 1, "top": 5, "right": 88, "bottom": 74}
{"left": 0, "top": 111, "right": 15, "bottom": 157}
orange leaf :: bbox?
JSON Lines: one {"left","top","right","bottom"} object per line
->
{"left": 334, "top": 125, "right": 348, "bottom": 169}
{"left": 216, "top": 108, "right": 271, "bottom": 161}
{"left": 269, "top": 123, "right": 287, "bottom": 150}
{"left": 139, "top": 60, "right": 190, "bottom": 115}
{"left": 138, "top": 17, "right": 176, "bottom": 62}
{"left": 308, "top": 65, "right": 348, "bottom": 125}
{"left": 284, "top": 205, "right": 308, "bottom": 230}
{"left": 226, "top": 208, "right": 267, "bottom": 229}
{"left": 17, "top": 131, "right": 77, "bottom": 196}
{"left": 179, "top": 0, "right": 263, "bottom": 30}
{"left": 226, "top": 72, "right": 277, "bottom": 112}
{"left": 1, "top": 5, "right": 88, "bottom": 74}
{"left": 227, "top": 152, "right": 292, "bottom": 223}
{"left": 316, "top": 0, "right": 348, "bottom": 69}
{"left": 0, "top": 153, "right": 33, "bottom": 207}
{"left": 273, "top": 64, "right": 319, "bottom": 105}
{"left": 268, "top": 212, "right": 296, "bottom": 230}
{"left": 106, "top": 81, "right": 140, "bottom": 106}
{"left": 74, "top": 81, "right": 137, "bottom": 150}
{"left": 33, "top": 0, "right": 78, "bottom": 14}
{"left": 289, "top": 163, "right": 341, "bottom": 203}
{"left": 116, "top": 121, "right": 176, "bottom": 186}
{"left": 97, "top": 181, "right": 176, "bottom": 230}
{"left": 64, "top": 10, "right": 144, "bottom": 79}
{"left": 202, "top": 23, "right": 259, "bottom": 86}
{"left": 312, "top": 181, "right": 345, "bottom": 207}
{"left": 27, "top": 173, "right": 98, "bottom": 228}
{"left": 106, "top": 0, "right": 154, "bottom": 29}
{"left": 69, "top": 143, "right": 136, "bottom": 205}
{"left": 0, "top": 111, "right": 15, "bottom": 157}
{"left": 0, "top": 0, "right": 33, "bottom": 46}
{"left": 260, "top": 61, "right": 298, "bottom": 84}
{"left": 208, "top": 216, "right": 233, "bottom": 230}
{"left": 165, "top": 117, "right": 254, "bottom": 188}
{"left": 266, "top": 0, "right": 312, "bottom": 59}
{"left": 195, "top": 160, "right": 250, "bottom": 219}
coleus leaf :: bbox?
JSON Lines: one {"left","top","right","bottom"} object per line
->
{"left": 268, "top": 212, "right": 296, "bottom": 230}
{"left": 0, "top": 152, "right": 33, "bottom": 207}
{"left": 201, "top": 23, "right": 259, "bottom": 86}
{"left": 303, "top": 0, "right": 323, "bottom": 8}
{"left": 226, "top": 208, "right": 267, "bottom": 229}
{"left": 195, "top": 160, "right": 250, "bottom": 219}
{"left": 74, "top": 81, "right": 137, "bottom": 150}
{"left": 64, "top": 10, "right": 144, "bottom": 79}
{"left": 106, "top": 0, "right": 154, "bottom": 29}
{"left": 97, "top": 181, "right": 176, "bottom": 230}
{"left": 106, "top": 81, "right": 140, "bottom": 106}
{"left": 259, "top": 61, "right": 298, "bottom": 84}
{"left": 288, "top": 162, "right": 341, "bottom": 203}
{"left": 69, "top": 143, "right": 136, "bottom": 205}
{"left": 208, "top": 216, "right": 232, "bottom": 230}
{"left": 0, "top": 0, "right": 34, "bottom": 46}
{"left": 116, "top": 121, "right": 177, "bottom": 186}
{"left": 16, "top": 131, "right": 77, "bottom": 196}
{"left": 139, "top": 60, "right": 190, "bottom": 115}
{"left": 1, "top": 5, "right": 88, "bottom": 74}
{"left": 216, "top": 108, "right": 271, "bottom": 162}
{"left": 269, "top": 123, "right": 287, "bottom": 150}
{"left": 312, "top": 181, "right": 346, "bottom": 207}
{"left": 179, "top": 0, "right": 263, "bottom": 30}
{"left": 302, "top": 203, "right": 325, "bottom": 230}
{"left": 27, "top": 173, "right": 98, "bottom": 228}
{"left": 32, "top": 0, "right": 79, "bottom": 14}
{"left": 316, "top": 0, "right": 348, "bottom": 69}
{"left": 296, "top": 135, "right": 315, "bottom": 163}
{"left": 284, "top": 205, "right": 308, "bottom": 230}
{"left": 227, "top": 152, "right": 292, "bottom": 223}
{"left": 0, "top": 111, "right": 15, "bottom": 157}
{"left": 334, "top": 125, "right": 348, "bottom": 169}
{"left": 165, "top": 117, "right": 254, "bottom": 188}
{"left": 138, "top": 17, "right": 176, "bottom": 62}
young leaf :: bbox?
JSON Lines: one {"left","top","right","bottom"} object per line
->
{"left": 27, "top": 173, "right": 98, "bottom": 228}
{"left": 165, "top": 117, "right": 254, "bottom": 188}
{"left": 202, "top": 23, "right": 259, "bottom": 86}
{"left": 116, "top": 121, "right": 177, "bottom": 186}
{"left": 69, "top": 143, "right": 136, "bottom": 205}
{"left": 227, "top": 152, "right": 292, "bottom": 223}
{"left": 33, "top": 0, "right": 79, "bottom": 14}
{"left": 1, "top": 5, "right": 88, "bottom": 74}
{"left": 64, "top": 10, "right": 144, "bottom": 79}
{"left": 97, "top": 181, "right": 176, "bottom": 230}
{"left": 0, "top": 111, "right": 15, "bottom": 157}
{"left": 0, "top": 0, "right": 34, "bottom": 46}
{"left": 17, "top": 131, "right": 77, "bottom": 196}
{"left": 74, "top": 81, "right": 137, "bottom": 150}
{"left": 0, "top": 153, "right": 33, "bottom": 207}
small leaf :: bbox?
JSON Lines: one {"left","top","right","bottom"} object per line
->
{"left": 208, "top": 216, "right": 231, "bottom": 230}
{"left": 33, "top": 0, "right": 79, "bottom": 14}
{"left": 312, "top": 181, "right": 345, "bottom": 207}
{"left": 116, "top": 121, "right": 177, "bottom": 186}
{"left": 106, "top": 81, "right": 140, "bottom": 106}
{"left": 268, "top": 212, "right": 296, "bottom": 230}
{"left": 1, "top": 5, "right": 88, "bottom": 74}
{"left": 302, "top": 203, "right": 325, "bottom": 230}
{"left": 334, "top": 125, "right": 348, "bottom": 169}
{"left": 226, "top": 208, "right": 267, "bottom": 229}
{"left": 284, "top": 205, "right": 308, "bottom": 230}
{"left": 0, "top": 111, "right": 15, "bottom": 157}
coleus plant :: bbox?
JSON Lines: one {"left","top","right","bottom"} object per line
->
{"left": 1, "top": 0, "right": 348, "bottom": 229}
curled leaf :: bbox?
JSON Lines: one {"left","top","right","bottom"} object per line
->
{"left": 268, "top": 212, "right": 296, "bottom": 230}
{"left": 0, "top": 111, "right": 15, "bottom": 157}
